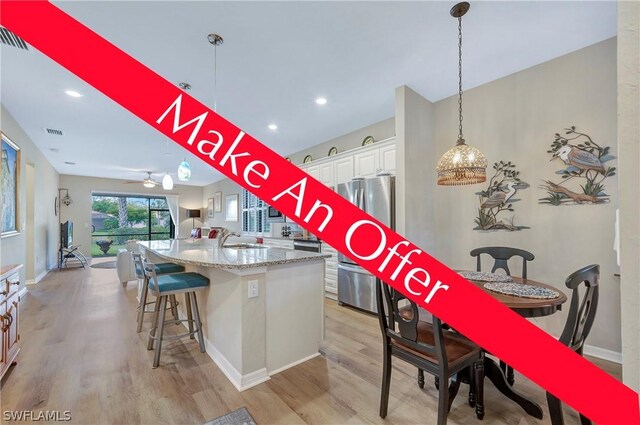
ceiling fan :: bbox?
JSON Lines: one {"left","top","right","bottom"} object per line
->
{"left": 124, "top": 172, "right": 160, "bottom": 188}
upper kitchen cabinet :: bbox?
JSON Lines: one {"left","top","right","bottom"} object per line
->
{"left": 354, "top": 149, "right": 380, "bottom": 179}
{"left": 299, "top": 137, "right": 395, "bottom": 189}
{"left": 334, "top": 156, "right": 354, "bottom": 185}
{"left": 379, "top": 143, "right": 396, "bottom": 174}
{"left": 318, "top": 162, "right": 335, "bottom": 187}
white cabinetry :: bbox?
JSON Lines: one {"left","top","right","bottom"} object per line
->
{"left": 334, "top": 156, "right": 354, "bottom": 185}
{"left": 354, "top": 149, "right": 380, "bottom": 178}
{"left": 322, "top": 243, "right": 338, "bottom": 300}
{"left": 379, "top": 143, "right": 396, "bottom": 174}
{"left": 304, "top": 165, "right": 320, "bottom": 181}
{"left": 299, "top": 138, "right": 395, "bottom": 189}
{"left": 318, "top": 162, "right": 335, "bottom": 187}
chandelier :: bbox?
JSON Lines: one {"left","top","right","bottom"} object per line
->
{"left": 436, "top": 2, "right": 487, "bottom": 186}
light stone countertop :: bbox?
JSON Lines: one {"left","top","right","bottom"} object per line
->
{"left": 138, "top": 239, "right": 330, "bottom": 270}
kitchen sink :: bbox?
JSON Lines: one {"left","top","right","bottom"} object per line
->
{"left": 221, "top": 243, "right": 268, "bottom": 250}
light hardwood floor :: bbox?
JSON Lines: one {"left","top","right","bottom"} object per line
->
{"left": 0, "top": 261, "right": 621, "bottom": 424}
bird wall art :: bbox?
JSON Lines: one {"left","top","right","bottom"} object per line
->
{"left": 474, "top": 161, "right": 529, "bottom": 231}
{"left": 540, "top": 126, "right": 615, "bottom": 205}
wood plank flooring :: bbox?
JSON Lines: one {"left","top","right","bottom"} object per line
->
{"left": 0, "top": 260, "right": 621, "bottom": 424}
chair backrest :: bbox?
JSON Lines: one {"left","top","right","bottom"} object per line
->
{"left": 207, "top": 229, "right": 219, "bottom": 239}
{"left": 559, "top": 264, "right": 599, "bottom": 353}
{"left": 141, "top": 257, "right": 161, "bottom": 296}
{"left": 190, "top": 228, "right": 202, "bottom": 239}
{"left": 470, "top": 246, "right": 535, "bottom": 278}
{"left": 131, "top": 252, "right": 146, "bottom": 280}
{"left": 375, "top": 278, "right": 447, "bottom": 366}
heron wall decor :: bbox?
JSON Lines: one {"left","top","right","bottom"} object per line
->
{"left": 540, "top": 126, "right": 616, "bottom": 205}
{"left": 474, "top": 161, "right": 530, "bottom": 231}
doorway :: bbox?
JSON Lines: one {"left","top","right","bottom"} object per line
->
{"left": 25, "top": 162, "right": 36, "bottom": 282}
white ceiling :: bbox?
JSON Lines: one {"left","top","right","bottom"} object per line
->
{"left": 0, "top": 1, "right": 616, "bottom": 186}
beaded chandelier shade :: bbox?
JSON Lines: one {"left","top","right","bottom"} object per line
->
{"left": 436, "top": 2, "right": 487, "bottom": 186}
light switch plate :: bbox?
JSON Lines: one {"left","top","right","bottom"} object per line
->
{"left": 248, "top": 280, "right": 259, "bottom": 299}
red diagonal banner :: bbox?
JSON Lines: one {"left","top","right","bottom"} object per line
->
{"left": 2, "top": 2, "right": 637, "bottom": 423}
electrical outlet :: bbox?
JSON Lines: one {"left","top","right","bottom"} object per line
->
{"left": 248, "top": 280, "right": 259, "bottom": 299}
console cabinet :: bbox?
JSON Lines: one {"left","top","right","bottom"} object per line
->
{"left": 0, "top": 264, "right": 22, "bottom": 380}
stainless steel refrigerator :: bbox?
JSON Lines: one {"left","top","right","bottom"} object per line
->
{"left": 337, "top": 175, "right": 395, "bottom": 314}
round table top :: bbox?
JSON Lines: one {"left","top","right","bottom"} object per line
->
{"left": 466, "top": 274, "right": 568, "bottom": 318}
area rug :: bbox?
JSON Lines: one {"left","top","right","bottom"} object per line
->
{"left": 90, "top": 261, "right": 117, "bottom": 269}
{"left": 203, "top": 407, "right": 257, "bottom": 425}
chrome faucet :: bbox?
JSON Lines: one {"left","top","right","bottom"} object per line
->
{"left": 218, "top": 228, "right": 241, "bottom": 248}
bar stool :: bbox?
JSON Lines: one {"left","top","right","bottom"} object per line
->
{"left": 132, "top": 253, "right": 185, "bottom": 333}
{"left": 142, "top": 258, "right": 209, "bottom": 368}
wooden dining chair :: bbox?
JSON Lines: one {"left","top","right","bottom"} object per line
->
{"left": 546, "top": 264, "right": 599, "bottom": 425}
{"left": 470, "top": 246, "right": 535, "bottom": 279}
{"left": 470, "top": 246, "right": 535, "bottom": 385}
{"left": 375, "top": 278, "right": 485, "bottom": 424}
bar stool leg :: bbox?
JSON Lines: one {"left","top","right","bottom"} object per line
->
{"left": 185, "top": 292, "right": 194, "bottom": 339}
{"left": 137, "top": 276, "right": 150, "bottom": 333}
{"left": 147, "top": 293, "right": 162, "bottom": 350}
{"left": 169, "top": 295, "right": 179, "bottom": 323}
{"left": 153, "top": 296, "right": 168, "bottom": 368}
{"left": 190, "top": 292, "right": 206, "bottom": 353}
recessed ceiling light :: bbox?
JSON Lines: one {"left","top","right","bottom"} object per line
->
{"left": 65, "top": 90, "right": 83, "bottom": 98}
{"left": 315, "top": 97, "right": 328, "bottom": 105}
{"left": 49, "top": 148, "right": 60, "bottom": 153}
{"left": 268, "top": 124, "right": 278, "bottom": 130}
{"left": 64, "top": 161, "right": 76, "bottom": 165}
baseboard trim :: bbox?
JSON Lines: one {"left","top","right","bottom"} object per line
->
{"left": 584, "top": 344, "right": 622, "bottom": 364}
{"left": 176, "top": 309, "right": 270, "bottom": 391}
{"left": 25, "top": 268, "right": 51, "bottom": 285}
{"left": 18, "top": 286, "right": 28, "bottom": 299}
{"left": 269, "top": 352, "right": 321, "bottom": 376}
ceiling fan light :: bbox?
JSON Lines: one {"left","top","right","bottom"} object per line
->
{"left": 162, "top": 173, "right": 174, "bottom": 190}
{"left": 143, "top": 180, "right": 156, "bottom": 188}
{"left": 177, "top": 159, "right": 191, "bottom": 181}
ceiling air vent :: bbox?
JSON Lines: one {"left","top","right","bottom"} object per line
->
{"left": 0, "top": 27, "right": 29, "bottom": 51}
{"left": 44, "top": 128, "right": 63, "bottom": 136}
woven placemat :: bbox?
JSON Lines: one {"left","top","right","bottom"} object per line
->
{"left": 484, "top": 282, "right": 560, "bottom": 299}
{"left": 458, "top": 270, "right": 513, "bottom": 283}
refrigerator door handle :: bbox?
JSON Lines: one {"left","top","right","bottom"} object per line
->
{"left": 359, "top": 187, "right": 365, "bottom": 211}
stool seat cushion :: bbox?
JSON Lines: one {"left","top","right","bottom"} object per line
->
{"left": 151, "top": 272, "right": 209, "bottom": 292}
{"left": 154, "top": 262, "right": 185, "bottom": 274}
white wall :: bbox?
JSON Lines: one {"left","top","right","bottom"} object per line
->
{"left": 0, "top": 105, "right": 60, "bottom": 285}
{"left": 426, "top": 38, "right": 620, "bottom": 353}
{"left": 617, "top": 1, "right": 640, "bottom": 391}
{"left": 58, "top": 175, "right": 203, "bottom": 254}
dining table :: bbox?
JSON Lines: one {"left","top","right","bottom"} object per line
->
{"left": 465, "top": 273, "right": 568, "bottom": 419}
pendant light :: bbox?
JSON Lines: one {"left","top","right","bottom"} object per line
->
{"left": 162, "top": 139, "right": 174, "bottom": 190}
{"left": 176, "top": 82, "right": 192, "bottom": 182}
{"left": 436, "top": 2, "right": 487, "bottom": 186}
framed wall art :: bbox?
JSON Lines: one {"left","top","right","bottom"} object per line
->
{"left": 1, "top": 133, "right": 20, "bottom": 238}
{"left": 207, "top": 197, "right": 214, "bottom": 218}
{"left": 214, "top": 191, "right": 222, "bottom": 213}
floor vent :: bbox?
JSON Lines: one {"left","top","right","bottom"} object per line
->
{"left": 45, "top": 128, "right": 63, "bottom": 136}
{"left": 0, "top": 27, "right": 29, "bottom": 51}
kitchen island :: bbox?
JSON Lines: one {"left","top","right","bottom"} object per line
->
{"left": 138, "top": 239, "right": 330, "bottom": 391}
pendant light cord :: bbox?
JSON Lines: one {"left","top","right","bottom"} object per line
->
{"left": 457, "top": 16, "right": 464, "bottom": 143}
{"left": 214, "top": 40, "right": 218, "bottom": 112}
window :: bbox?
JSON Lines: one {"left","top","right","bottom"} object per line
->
{"left": 242, "top": 189, "right": 270, "bottom": 235}
{"left": 91, "top": 194, "right": 174, "bottom": 257}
